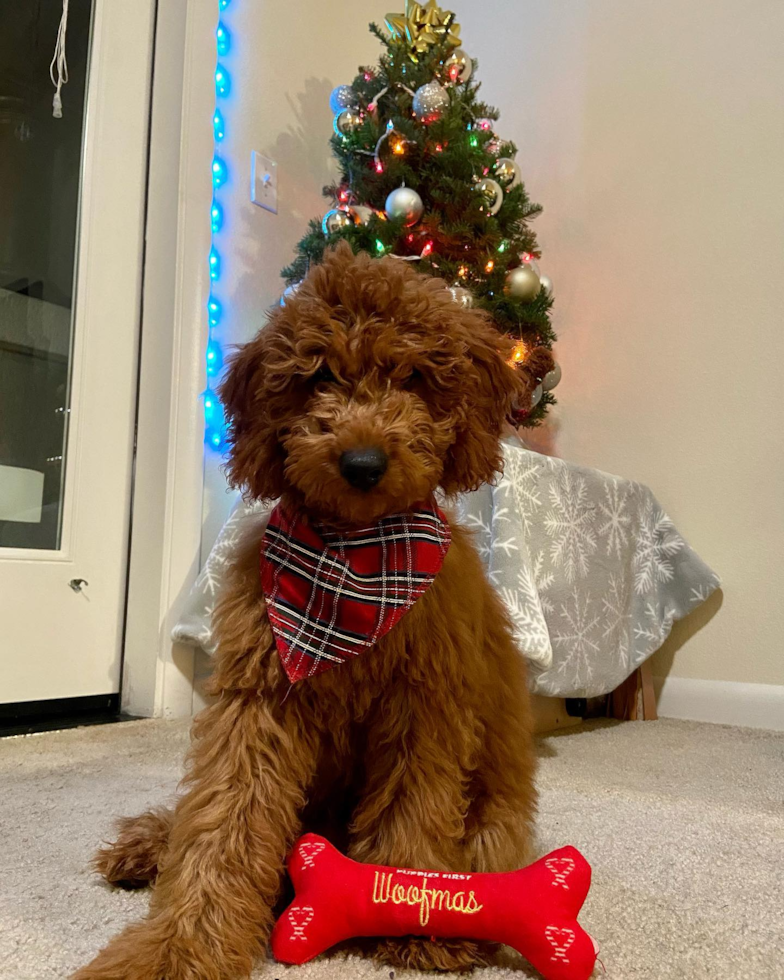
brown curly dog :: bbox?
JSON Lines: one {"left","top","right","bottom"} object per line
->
{"left": 73, "top": 243, "right": 538, "bottom": 979}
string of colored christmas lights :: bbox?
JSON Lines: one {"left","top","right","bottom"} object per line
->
{"left": 204, "top": 0, "right": 233, "bottom": 451}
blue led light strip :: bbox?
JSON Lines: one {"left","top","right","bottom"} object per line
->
{"left": 204, "top": 0, "right": 233, "bottom": 450}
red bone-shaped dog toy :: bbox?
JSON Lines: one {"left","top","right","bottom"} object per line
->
{"left": 272, "top": 834, "right": 598, "bottom": 980}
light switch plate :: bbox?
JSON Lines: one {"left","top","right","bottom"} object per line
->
{"left": 251, "top": 152, "right": 277, "bottom": 214}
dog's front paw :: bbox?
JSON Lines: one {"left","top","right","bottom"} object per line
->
{"left": 373, "top": 936, "right": 496, "bottom": 972}
{"left": 93, "top": 808, "right": 173, "bottom": 889}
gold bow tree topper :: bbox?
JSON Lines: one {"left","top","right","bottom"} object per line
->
{"left": 385, "top": 0, "right": 461, "bottom": 61}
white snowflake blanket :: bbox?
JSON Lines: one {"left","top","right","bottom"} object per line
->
{"left": 172, "top": 441, "right": 719, "bottom": 698}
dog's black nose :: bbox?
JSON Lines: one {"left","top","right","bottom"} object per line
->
{"left": 339, "top": 448, "right": 388, "bottom": 491}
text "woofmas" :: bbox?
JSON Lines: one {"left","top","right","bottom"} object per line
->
{"left": 372, "top": 871, "right": 484, "bottom": 927}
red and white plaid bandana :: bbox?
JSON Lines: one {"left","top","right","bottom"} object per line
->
{"left": 260, "top": 500, "right": 451, "bottom": 683}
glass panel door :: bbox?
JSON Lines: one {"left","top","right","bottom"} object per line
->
{"left": 0, "top": 0, "right": 154, "bottom": 705}
{"left": 0, "top": 0, "right": 93, "bottom": 549}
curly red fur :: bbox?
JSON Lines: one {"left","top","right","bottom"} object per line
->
{"left": 93, "top": 807, "right": 174, "bottom": 889}
{"left": 220, "top": 242, "right": 523, "bottom": 517}
{"left": 73, "top": 243, "right": 537, "bottom": 979}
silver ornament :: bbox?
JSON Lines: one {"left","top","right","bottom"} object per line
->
{"left": 412, "top": 81, "right": 449, "bottom": 123}
{"left": 350, "top": 205, "right": 374, "bottom": 226}
{"left": 539, "top": 274, "right": 553, "bottom": 299}
{"left": 475, "top": 177, "right": 504, "bottom": 217}
{"left": 444, "top": 48, "right": 472, "bottom": 84}
{"left": 448, "top": 285, "right": 473, "bottom": 308}
{"left": 542, "top": 363, "right": 561, "bottom": 391}
{"left": 487, "top": 138, "right": 501, "bottom": 156}
{"left": 530, "top": 383, "right": 543, "bottom": 408}
{"left": 322, "top": 208, "right": 352, "bottom": 236}
{"left": 385, "top": 185, "right": 424, "bottom": 227}
{"left": 333, "top": 109, "right": 362, "bottom": 137}
{"left": 504, "top": 265, "right": 541, "bottom": 302}
{"left": 329, "top": 85, "right": 357, "bottom": 114}
{"left": 279, "top": 282, "right": 302, "bottom": 306}
{"left": 474, "top": 117, "right": 494, "bottom": 133}
{"left": 494, "top": 157, "right": 521, "bottom": 188}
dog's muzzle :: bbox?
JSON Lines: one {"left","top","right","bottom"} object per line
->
{"left": 339, "top": 447, "right": 388, "bottom": 491}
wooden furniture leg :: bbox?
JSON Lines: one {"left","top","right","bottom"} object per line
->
{"left": 609, "top": 663, "right": 658, "bottom": 721}
{"left": 639, "top": 660, "right": 658, "bottom": 720}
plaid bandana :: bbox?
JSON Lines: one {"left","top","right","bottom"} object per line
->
{"left": 260, "top": 500, "right": 451, "bottom": 683}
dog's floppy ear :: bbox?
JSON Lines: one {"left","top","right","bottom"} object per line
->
{"left": 440, "top": 320, "right": 524, "bottom": 496}
{"left": 218, "top": 328, "right": 288, "bottom": 501}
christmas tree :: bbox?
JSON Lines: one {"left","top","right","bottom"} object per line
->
{"left": 282, "top": 1, "right": 561, "bottom": 424}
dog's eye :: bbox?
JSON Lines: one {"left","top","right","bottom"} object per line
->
{"left": 312, "top": 365, "right": 336, "bottom": 386}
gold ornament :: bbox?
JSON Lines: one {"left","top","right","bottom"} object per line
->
{"left": 322, "top": 209, "right": 352, "bottom": 236}
{"left": 494, "top": 157, "right": 521, "bottom": 189}
{"left": 474, "top": 177, "right": 504, "bottom": 216}
{"left": 444, "top": 48, "right": 472, "bottom": 84}
{"left": 385, "top": 0, "right": 461, "bottom": 62}
{"left": 334, "top": 109, "right": 362, "bottom": 137}
{"left": 504, "top": 265, "right": 541, "bottom": 302}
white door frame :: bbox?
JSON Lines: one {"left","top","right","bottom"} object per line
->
{"left": 122, "top": 0, "right": 215, "bottom": 718}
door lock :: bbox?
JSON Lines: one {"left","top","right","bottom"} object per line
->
{"left": 69, "top": 578, "right": 89, "bottom": 592}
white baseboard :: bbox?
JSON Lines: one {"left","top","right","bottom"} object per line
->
{"left": 653, "top": 676, "right": 784, "bottom": 731}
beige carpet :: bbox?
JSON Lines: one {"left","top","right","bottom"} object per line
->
{"left": 0, "top": 717, "right": 781, "bottom": 980}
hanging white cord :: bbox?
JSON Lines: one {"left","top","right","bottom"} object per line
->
{"left": 50, "top": 0, "right": 70, "bottom": 118}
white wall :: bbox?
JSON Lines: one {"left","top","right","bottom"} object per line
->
{"left": 201, "top": 0, "right": 395, "bottom": 551}
{"left": 203, "top": 0, "right": 784, "bottom": 693}
{"left": 467, "top": 0, "right": 784, "bottom": 690}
